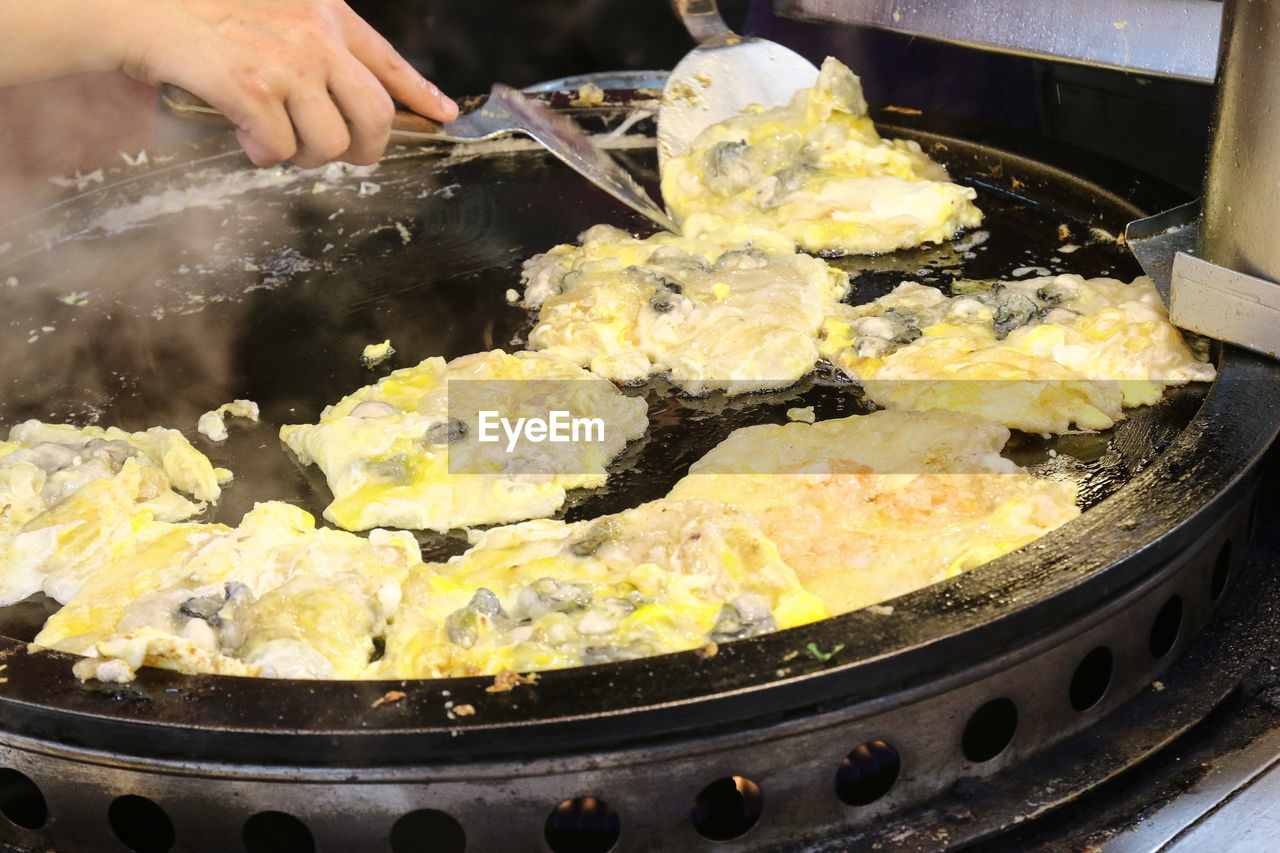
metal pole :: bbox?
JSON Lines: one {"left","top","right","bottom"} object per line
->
{"left": 1202, "top": 0, "right": 1280, "bottom": 281}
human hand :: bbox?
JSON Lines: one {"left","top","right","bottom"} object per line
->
{"left": 114, "top": 0, "right": 458, "bottom": 167}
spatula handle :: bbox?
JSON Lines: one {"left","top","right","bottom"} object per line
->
{"left": 670, "top": 0, "right": 738, "bottom": 46}
{"left": 160, "top": 84, "right": 451, "bottom": 140}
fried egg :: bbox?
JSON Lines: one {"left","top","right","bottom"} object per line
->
{"left": 380, "top": 408, "right": 1078, "bottom": 677}
{"left": 37, "top": 495, "right": 825, "bottom": 682}
{"left": 36, "top": 501, "right": 421, "bottom": 682}
{"left": 279, "top": 349, "right": 649, "bottom": 532}
{"left": 667, "top": 409, "right": 1080, "bottom": 613}
{"left": 660, "top": 57, "right": 983, "bottom": 255}
{"left": 196, "top": 399, "right": 259, "bottom": 443}
{"left": 817, "top": 275, "right": 1217, "bottom": 433}
{"left": 23, "top": 409, "right": 1075, "bottom": 682}
{"left": 375, "top": 498, "right": 826, "bottom": 678}
{"left": 0, "top": 421, "right": 229, "bottom": 606}
{"left": 521, "top": 222, "right": 849, "bottom": 394}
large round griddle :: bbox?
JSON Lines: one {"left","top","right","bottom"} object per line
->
{"left": 0, "top": 93, "right": 1276, "bottom": 851}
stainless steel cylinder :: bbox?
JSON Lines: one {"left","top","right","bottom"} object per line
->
{"left": 1202, "top": 0, "right": 1280, "bottom": 278}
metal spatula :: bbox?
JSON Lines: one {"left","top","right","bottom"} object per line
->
{"left": 1126, "top": 202, "right": 1280, "bottom": 360}
{"left": 657, "top": 0, "right": 819, "bottom": 167}
{"left": 161, "top": 83, "right": 677, "bottom": 233}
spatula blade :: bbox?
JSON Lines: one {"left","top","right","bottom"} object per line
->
{"left": 1127, "top": 201, "right": 1280, "bottom": 360}
{"left": 1124, "top": 200, "right": 1199, "bottom": 304}
{"left": 658, "top": 40, "right": 818, "bottom": 164}
{"left": 487, "top": 84, "right": 678, "bottom": 233}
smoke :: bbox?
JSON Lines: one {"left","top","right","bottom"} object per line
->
{"left": 0, "top": 72, "right": 159, "bottom": 221}
{"left": 0, "top": 80, "right": 397, "bottom": 436}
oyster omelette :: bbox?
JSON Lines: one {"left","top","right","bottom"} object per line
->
{"left": 31, "top": 409, "right": 1078, "bottom": 681}
{"left": 661, "top": 57, "right": 983, "bottom": 255}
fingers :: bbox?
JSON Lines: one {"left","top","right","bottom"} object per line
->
{"left": 226, "top": 90, "right": 298, "bottom": 168}
{"left": 286, "top": 89, "right": 356, "bottom": 169}
{"left": 230, "top": 75, "right": 389, "bottom": 169}
{"left": 131, "top": 0, "right": 455, "bottom": 168}
{"left": 341, "top": 12, "right": 458, "bottom": 123}
{"left": 232, "top": 14, "right": 449, "bottom": 168}
{"left": 326, "top": 60, "right": 395, "bottom": 165}
{"left": 222, "top": 66, "right": 382, "bottom": 168}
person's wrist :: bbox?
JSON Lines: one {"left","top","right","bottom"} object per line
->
{"left": 90, "top": 0, "right": 156, "bottom": 79}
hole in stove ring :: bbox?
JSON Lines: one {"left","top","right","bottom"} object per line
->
{"left": 834, "top": 739, "right": 901, "bottom": 806}
{"left": 0, "top": 769, "right": 45, "bottom": 830}
{"left": 389, "top": 808, "right": 466, "bottom": 853}
{"left": 691, "top": 775, "right": 764, "bottom": 842}
{"left": 961, "top": 697, "right": 1018, "bottom": 763}
{"left": 1149, "top": 594, "right": 1184, "bottom": 659}
{"left": 1210, "top": 539, "right": 1234, "bottom": 602}
{"left": 544, "top": 796, "right": 621, "bottom": 853}
{"left": 242, "top": 810, "right": 314, "bottom": 853}
{"left": 1068, "top": 645, "right": 1114, "bottom": 712}
{"left": 107, "top": 794, "right": 175, "bottom": 853}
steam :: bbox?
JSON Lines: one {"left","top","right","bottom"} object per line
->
{"left": 0, "top": 100, "right": 455, "bottom": 437}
